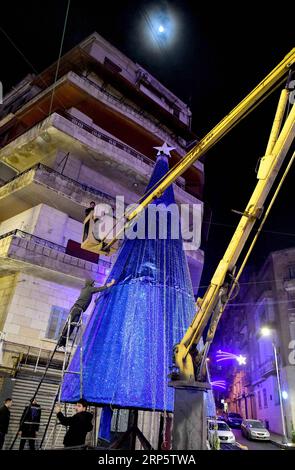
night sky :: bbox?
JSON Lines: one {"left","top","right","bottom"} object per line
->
{"left": 1, "top": 1, "right": 294, "bottom": 293}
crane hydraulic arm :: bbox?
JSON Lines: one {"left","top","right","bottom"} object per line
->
{"left": 174, "top": 91, "right": 295, "bottom": 381}
{"left": 86, "top": 49, "right": 295, "bottom": 385}
{"left": 172, "top": 76, "right": 295, "bottom": 451}
{"left": 96, "top": 48, "right": 295, "bottom": 254}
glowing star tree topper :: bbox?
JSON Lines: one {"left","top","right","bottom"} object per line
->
{"left": 153, "top": 142, "right": 175, "bottom": 157}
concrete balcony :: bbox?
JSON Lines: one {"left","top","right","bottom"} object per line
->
{"left": 0, "top": 230, "right": 110, "bottom": 288}
{"left": 284, "top": 278, "right": 295, "bottom": 292}
{"left": 1, "top": 70, "right": 196, "bottom": 160}
{"left": 78, "top": 73, "right": 193, "bottom": 150}
{"left": 0, "top": 111, "right": 201, "bottom": 208}
{"left": 258, "top": 358, "right": 276, "bottom": 377}
{"left": 0, "top": 163, "right": 116, "bottom": 222}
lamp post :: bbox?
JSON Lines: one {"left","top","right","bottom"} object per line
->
{"left": 260, "top": 327, "right": 288, "bottom": 444}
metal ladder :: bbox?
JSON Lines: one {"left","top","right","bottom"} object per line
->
{"left": 9, "top": 309, "right": 85, "bottom": 450}
{"left": 41, "top": 313, "right": 85, "bottom": 450}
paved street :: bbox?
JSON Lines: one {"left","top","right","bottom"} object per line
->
{"left": 233, "top": 429, "right": 280, "bottom": 450}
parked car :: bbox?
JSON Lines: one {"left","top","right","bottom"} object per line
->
{"left": 217, "top": 414, "right": 227, "bottom": 422}
{"left": 241, "top": 419, "right": 270, "bottom": 440}
{"left": 207, "top": 419, "right": 236, "bottom": 446}
{"left": 226, "top": 412, "right": 243, "bottom": 428}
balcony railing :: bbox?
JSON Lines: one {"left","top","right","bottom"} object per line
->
{"left": 1, "top": 110, "right": 187, "bottom": 194}
{"left": 0, "top": 229, "right": 67, "bottom": 252}
{"left": 0, "top": 162, "right": 116, "bottom": 204}
{"left": 78, "top": 75, "right": 188, "bottom": 147}
{"left": 63, "top": 111, "right": 186, "bottom": 191}
{"left": 284, "top": 278, "right": 295, "bottom": 294}
{"left": 258, "top": 358, "right": 276, "bottom": 377}
{"left": 63, "top": 110, "right": 156, "bottom": 165}
{"left": 0, "top": 229, "right": 111, "bottom": 268}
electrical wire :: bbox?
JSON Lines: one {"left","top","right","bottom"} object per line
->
{"left": 0, "top": 5, "right": 74, "bottom": 216}
{"left": 229, "top": 150, "right": 295, "bottom": 300}
{"left": 0, "top": 26, "right": 67, "bottom": 111}
{"left": 203, "top": 219, "right": 295, "bottom": 239}
{"left": 197, "top": 276, "right": 295, "bottom": 291}
{"left": 48, "top": 0, "right": 71, "bottom": 117}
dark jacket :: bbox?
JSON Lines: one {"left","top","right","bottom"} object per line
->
{"left": 19, "top": 405, "right": 41, "bottom": 437}
{"left": 0, "top": 405, "right": 10, "bottom": 434}
{"left": 75, "top": 285, "right": 109, "bottom": 311}
{"left": 57, "top": 411, "right": 93, "bottom": 447}
{"left": 85, "top": 207, "right": 94, "bottom": 217}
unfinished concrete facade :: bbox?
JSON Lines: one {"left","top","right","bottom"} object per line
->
{"left": 0, "top": 33, "right": 204, "bottom": 448}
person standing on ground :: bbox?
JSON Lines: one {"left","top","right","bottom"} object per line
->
{"left": 55, "top": 399, "right": 93, "bottom": 448}
{"left": 0, "top": 398, "right": 12, "bottom": 450}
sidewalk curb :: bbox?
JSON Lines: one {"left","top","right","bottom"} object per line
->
{"left": 236, "top": 442, "right": 248, "bottom": 450}
{"left": 270, "top": 439, "right": 295, "bottom": 450}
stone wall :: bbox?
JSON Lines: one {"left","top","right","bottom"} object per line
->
{"left": 0, "top": 204, "right": 83, "bottom": 247}
{"left": 1, "top": 270, "right": 105, "bottom": 370}
{"left": 0, "top": 205, "right": 41, "bottom": 237}
{"left": 0, "top": 274, "right": 16, "bottom": 331}
{"left": 36, "top": 204, "right": 82, "bottom": 246}
{"left": 2, "top": 272, "right": 80, "bottom": 349}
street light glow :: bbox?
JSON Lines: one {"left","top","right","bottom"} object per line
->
{"left": 282, "top": 391, "right": 288, "bottom": 400}
{"left": 158, "top": 25, "right": 165, "bottom": 33}
{"left": 260, "top": 326, "right": 272, "bottom": 337}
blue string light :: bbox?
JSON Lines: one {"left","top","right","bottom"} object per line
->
{"left": 61, "top": 153, "right": 198, "bottom": 411}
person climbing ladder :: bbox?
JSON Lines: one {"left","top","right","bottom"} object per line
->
{"left": 57, "top": 278, "right": 116, "bottom": 348}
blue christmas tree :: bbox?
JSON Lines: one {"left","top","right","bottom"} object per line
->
{"left": 61, "top": 145, "right": 199, "bottom": 411}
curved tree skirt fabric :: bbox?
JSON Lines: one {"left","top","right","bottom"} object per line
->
{"left": 61, "top": 155, "right": 199, "bottom": 411}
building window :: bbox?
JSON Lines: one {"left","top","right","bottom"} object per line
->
{"left": 46, "top": 306, "right": 69, "bottom": 340}
{"left": 273, "top": 379, "right": 280, "bottom": 405}
{"left": 287, "top": 291, "right": 295, "bottom": 310}
{"left": 103, "top": 57, "right": 122, "bottom": 74}
{"left": 257, "top": 390, "right": 262, "bottom": 410}
{"left": 289, "top": 265, "right": 295, "bottom": 279}
{"left": 172, "top": 105, "right": 181, "bottom": 119}
{"left": 263, "top": 388, "right": 268, "bottom": 408}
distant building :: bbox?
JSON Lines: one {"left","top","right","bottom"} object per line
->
{"left": 212, "top": 249, "right": 295, "bottom": 437}
{"left": 209, "top": 296, "right": 252, "bottom": 419}
{"left": 0, "top": 32, "right": 204, "bottom": 448}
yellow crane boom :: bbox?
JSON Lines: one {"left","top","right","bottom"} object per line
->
{"left": 95, "top": 48, "right": 295, "bottom": 254}
{"left": 175, "top": 92, "right": 295, "bottom": 381}
{"left": 83, "top": 48, "right": 295, "bottom": 384}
